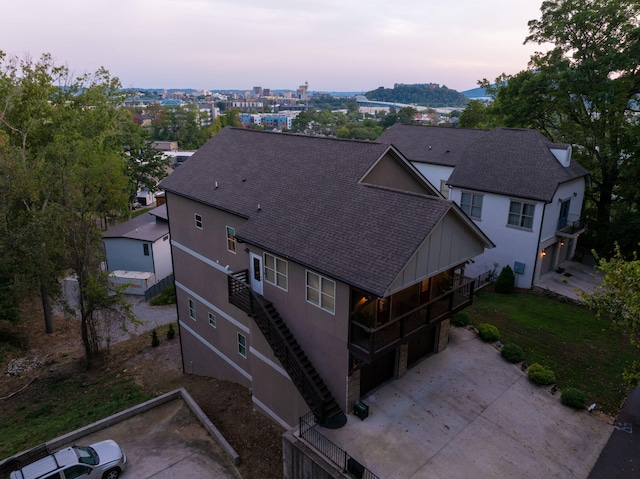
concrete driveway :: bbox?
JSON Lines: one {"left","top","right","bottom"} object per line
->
{"left": 321, "top": 327, "right": 612, "bottom": 479}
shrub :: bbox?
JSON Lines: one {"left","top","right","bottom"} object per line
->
{"left": 166, "top": 323, "right": 176, "bottom": 340}
{"left": 501, "top": 343, "right": 524, "bottom": 363}
{"left": 452, "top": 311, "right": 470, "bottom": 327}
{"left": 561, "top": 388, "right": 586, "bottom": 409}
{"left": 495, "top": 265, "right": 515, "bottom": 294}
{"left": 528, "top": 363, "right": 556, "bottom": 385}
{"left": 151, "top": 330, "right": 160, "bottom": 347}
{"left": 150, "top": 285, "right": 177, "bottom": 306}
{"left": 477, "top": 323, "right": 500, "bottom": 342}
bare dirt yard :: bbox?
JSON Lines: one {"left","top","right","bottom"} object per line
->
{"left": 0, "top": 303, "right": 284, "bottom": 479}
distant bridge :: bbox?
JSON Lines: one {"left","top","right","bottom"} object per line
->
{"left": 355, "top": 95, "right": 429, "bottom": 112}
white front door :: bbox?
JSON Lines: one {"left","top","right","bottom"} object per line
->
{"left": 250, "top": 252, "right": 263, "bottom": 295}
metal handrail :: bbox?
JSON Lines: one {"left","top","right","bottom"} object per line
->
{"left": 300, "top": 410, "right": 380, "bottom": 479}
{"left": 228, "top": 270, "right": 335, "bottom": 420}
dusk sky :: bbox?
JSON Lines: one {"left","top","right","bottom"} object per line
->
{"left": 2, "top": 0, "right": 548, "bottom": 93}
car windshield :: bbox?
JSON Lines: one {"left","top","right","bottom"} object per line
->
{"left": 73, "top": 446, "right": 98, "bottom": 465}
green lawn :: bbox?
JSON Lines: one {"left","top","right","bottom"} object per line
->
{"left": 0, "top": 367, "right": 153, "bottom": 458}
{"left": 465, "top": 290, "right": 636, "bottom": 416}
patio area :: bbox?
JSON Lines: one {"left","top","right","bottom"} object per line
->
{"left": 535, "top": 260, "right": 604, "bottom": 302}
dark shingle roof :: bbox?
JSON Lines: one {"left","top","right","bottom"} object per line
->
{"left": 378, "top": 124, "right": 488, "bottom": 166}
{"left": 448, "top": 128, "right": 589, "bottom": 202}
{"left": 377, "top": 124, "right": 589, "bottom": 202}
{"left": 160, "top": 128, "right": 455, "bottom": 296}
{"left": 103, "top": 206, "right": 169, "bottom": 242}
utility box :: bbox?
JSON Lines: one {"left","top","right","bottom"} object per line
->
{"left": 354, "top": 401, "right": 369, "bottom": 420}
{"left": 514, "top": 262, "right": 526, "bottom": 275}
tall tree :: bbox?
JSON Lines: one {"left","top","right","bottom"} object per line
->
{"left": 0, "top": 52, "right": 69, "bottom": 332}
{"left": 459, "top": 99, "right": 492, "bottom": 129}
{"left": 481, "top": 0, "right": 640, "bottom": 254}
{"left": 124, "top": 141, "right": 171, "bottom": 209}
{"left": 0, "top": 52, "right": 140, "bottom": 365}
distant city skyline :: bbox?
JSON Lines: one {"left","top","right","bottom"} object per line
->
{"left": 3, "top": 0, "right": 548, "bottom": 93}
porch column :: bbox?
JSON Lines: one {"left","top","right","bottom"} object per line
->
{"left": 437, "top": 319, "right": 451, "bottom": 352}
{"left": 347, "top": 370, "right": 361, "bottom": 412}
{"left": 397, "top": 343, "right": 409, "bottom": 378}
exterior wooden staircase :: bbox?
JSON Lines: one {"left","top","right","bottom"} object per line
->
{"left": 229, "top": 271, "right": 347, "bottom": 429}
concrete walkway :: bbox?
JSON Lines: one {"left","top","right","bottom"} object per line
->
{"left": 320, "top": 327, "right": 612, "bottom": 479}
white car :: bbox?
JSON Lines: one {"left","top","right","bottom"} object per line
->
{"left": 10, "top": 440, "right": 126, "bottom": 479}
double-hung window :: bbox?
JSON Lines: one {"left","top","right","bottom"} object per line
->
{"left": 460, "top": 192, "right": 483, "bottom": 219}
{"left": 226, "top": 226, "right": 236, "bottom": 253}
{"left": 508, "top": 201, "right": 535, "bottom": 229}
{"left": 306, "top": 271, "right": 336, "bottom": 314}
{"left": 238, "top": 333, "right": 247, "bottom": 358}
{"left": 264, "top": 253, "right": 288, "bottom": 290}
{"left": 188, "top": 299, "right": 196, "bottom": 320}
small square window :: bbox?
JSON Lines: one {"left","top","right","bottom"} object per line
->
{"left": 208, "top": 312, "right": 216, "bottom": 328}
{"left": 189, "top": 299, "right": 196, "bottom": 320}
{"left": 238, "top": 333, "right": 247, "bottom": 358}
{"left": 194, "top": 213, "right": 203, "bottom": 230}
{"left": 226, "top": 226, "right": 236, "bottom": 253}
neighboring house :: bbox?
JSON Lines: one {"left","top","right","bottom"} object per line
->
{"left": 102, "top": 205, "right": 172, "bottom": 294}
{"left": 159, "top": 127, "right": 493, "bottom": 429}
{"left": 152, "top": 141, "right": 179, "bottom": 152}
{"left": 378, "top": 124, "right": 590, "bottom": 288}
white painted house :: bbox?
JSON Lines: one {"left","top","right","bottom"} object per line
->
{"left": 102, "top": 205, "right": 172, "bottom": 293}
{"left": 378, "top": 125, "right": 590, "bottom": 288}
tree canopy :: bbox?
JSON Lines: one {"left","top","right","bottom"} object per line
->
{"left": 480, "top": 0, "right": 640, "bottom": 256}
{"left": 580, "top": 245, "right": 640, "bottom": 383}
{"left": 365, "top": 84, "right": 469, "bottom": 107}
{"left": 581, "top": 246, "right": 640, "bottom": 346}
{"left": 0, "top": 51, "right": 149, "bottom": 365}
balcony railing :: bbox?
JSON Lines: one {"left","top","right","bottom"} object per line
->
{"left": 349, "top": 277, "right": 475, "bottom": 362}
{"left": 557, "top": 215, "right": 587, "bottom": 235}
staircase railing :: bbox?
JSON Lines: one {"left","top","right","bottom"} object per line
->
{"left": 228, "top": 270, "right": 345, "bottom": 427}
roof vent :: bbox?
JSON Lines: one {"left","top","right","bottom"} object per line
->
{"left": 215, "top": 181, "right": 219, "bottom": 189}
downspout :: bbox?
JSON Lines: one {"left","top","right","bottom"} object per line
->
{"left": 531, "top": 202, "right": 547, "bottom": 288}
{"left": 164, "top": 192, "right": 186, "bottom": 375}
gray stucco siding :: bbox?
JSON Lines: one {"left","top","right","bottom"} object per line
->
{"left": 103, "top": 237, "right": 154, "bottom": 273}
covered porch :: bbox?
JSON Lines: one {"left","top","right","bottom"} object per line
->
{"left": 348, "top": 269, "right": 475, "bottom": 364}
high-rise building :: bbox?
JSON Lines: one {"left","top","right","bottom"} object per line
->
{"left": 296, "top": 81, "right": 309, "bottom": 100}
